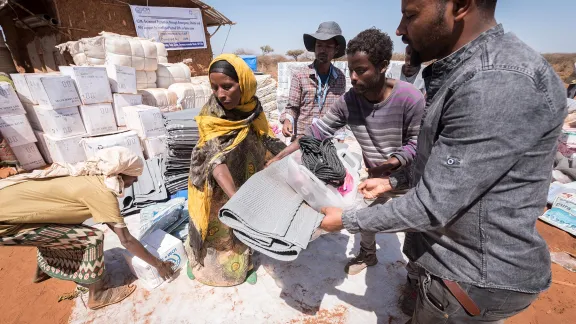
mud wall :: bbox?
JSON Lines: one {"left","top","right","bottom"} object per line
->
{"left": 0, "top": 0, "right": 214, "bottom": 72}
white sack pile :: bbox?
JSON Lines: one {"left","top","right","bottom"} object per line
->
{"left": 57, "top": 32, "right": 169, "bottom": 89}
{"left": 168, "top": 82, "right": 211, "bottom": 110}
{"left": 138, "top": 88, "right": 181, "bottom": 113}
{"left": 156, "top": 63, "right": 192, "bottom": 89}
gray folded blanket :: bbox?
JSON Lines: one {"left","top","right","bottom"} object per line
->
{"left": 218, "top": 159, "right": 324, "bottom": 261}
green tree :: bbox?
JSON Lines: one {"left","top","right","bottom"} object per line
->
{"left": 286, "top": 49, "right": 305, "bottom": 61}
{"left": 260, "top": 45, "right": 274, "bottom": 55}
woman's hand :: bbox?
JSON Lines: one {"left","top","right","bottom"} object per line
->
{"left": 154, "top": 260, "right": 175, "bottom": 280}
{"left": 358, "top": 178, "right": 393, "bottom": 199}
{"left": 109, "top": 225, "right": 177, "bottom": 280}
{"left": 265, "top": 139, "right": 301, "bottom": 168}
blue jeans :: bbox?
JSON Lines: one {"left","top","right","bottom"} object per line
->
{"left": 411, "top": 269, "right": 539, "bottom": 323}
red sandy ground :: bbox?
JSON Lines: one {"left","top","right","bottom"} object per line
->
{"left": 0, "top": 221, "right": 573, "bottom": 324}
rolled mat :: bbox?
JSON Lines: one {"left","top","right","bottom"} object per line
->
{"left": 218, "top": 158, "right": 324, "bottom": 261}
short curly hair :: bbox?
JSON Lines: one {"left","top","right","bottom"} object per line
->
{"left": 346, "top": 28, "right": 394, "bottom": 67}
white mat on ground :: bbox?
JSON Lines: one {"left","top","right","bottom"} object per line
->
{"left": 70, "top": 135, "right": 409, "bottom": 323}
{"left": 71, "top": 212, "right": 410, "bottom": 324}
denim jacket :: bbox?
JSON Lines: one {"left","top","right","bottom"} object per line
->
{"left": 342, "top": 25, "right": 567, "bottom": 293}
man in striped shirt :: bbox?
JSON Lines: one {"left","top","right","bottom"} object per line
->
{"left": 268, "top": 28, "right": 425, "bottom": 275}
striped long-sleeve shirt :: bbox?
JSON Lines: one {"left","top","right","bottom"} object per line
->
{"left": 307, "top": 80, "right": 425, "bottom": 169}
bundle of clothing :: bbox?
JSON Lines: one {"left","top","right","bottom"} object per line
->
{"left": 299, "top": 136, "right": 346, "bottom": 186}
{"left": 218, "top": 158, "right": 324, "bottom": 261}
{"left": 163, "top": 109, "right": 201, "bottom": 194}
{"left": 119, "top": 157, "right": 169, "bottom": 215}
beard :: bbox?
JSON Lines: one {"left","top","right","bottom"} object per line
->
{"left": 410, "top": 49, "right": 423, "bottom": 67}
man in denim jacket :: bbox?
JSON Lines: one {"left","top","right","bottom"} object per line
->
{"left": 319, "top": 0, "right": 567, "bottom": 322}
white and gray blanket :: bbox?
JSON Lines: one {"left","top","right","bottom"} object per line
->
{"left": 219, "top": 159, "right": 324, "bottom": 261}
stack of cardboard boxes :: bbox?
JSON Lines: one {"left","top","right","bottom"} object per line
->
{"left": 0, "top": 81, "right": 45, "bottom": 170}
{"left": 123, "top": 104, "right": 167, "bottom": 158}
{"left": 2, "top": 62, "right": 174, "bottom": 172}
{"left": 79, "top": 64, "right": 145, "bottom": 160}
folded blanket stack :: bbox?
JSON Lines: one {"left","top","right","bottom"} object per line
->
{"left": 119, "top": 157, "right": 169, "bottom": 215}
{"left": 163, "top": 109, "right": 201, "bottom": 194}
{"left": 219, "top": 158, "right": 324, "bottom": 261}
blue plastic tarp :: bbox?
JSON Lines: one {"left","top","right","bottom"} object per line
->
{"left": 240, "top": 55, "right": 257, "bottom": 72}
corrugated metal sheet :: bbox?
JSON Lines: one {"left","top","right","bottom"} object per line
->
{"left": 189, "top": 0, "right": 234, "bottom": 27}
{"left": 1, "top": 0, "right": 233, "bottom": 27}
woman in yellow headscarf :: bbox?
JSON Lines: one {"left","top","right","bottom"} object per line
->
{"left": 186, "top": 54, "right": 286, "bottom": 286}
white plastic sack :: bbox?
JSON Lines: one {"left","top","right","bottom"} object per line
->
{"left": 136, "top": 71, "right": 157, "bottom": 89}
{"left": 139, "top": 198, "right": 186, "bottom": 239}
{"left": 168, "top": 83, "right": 211, "bottom": 110}
{"left": 260, "top": 92, "right": 277, "bottom": 105}
{"left": 156, "top": 63, "right": 192, "bottom": 89}
{"left": 104, "top": 34, "right": 158, "bottom": 72}
{"left": 56, "top": 36, "right": 106, "bottom": 66}
{"left": 256, "top": 83, "right": 277, "bottom": 98}
{"left": 156, "top": 42, "right": 168, "bottom": 64}
{"left": 138, "top": 88, "right": 180, "bottom": 113}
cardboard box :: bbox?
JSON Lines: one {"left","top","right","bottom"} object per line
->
{"left": 82, "top": 130, "right": 143, "bottom": 159}
{"left": 79, "top": 104, "right": 117, "bottom": 136}
{"left": 22, "top": 103, "right": 42, "bottom": 130}
{"left": 143, "top": 135, "right": 167, "bottom": 159}
{"left": 10, "top": 72, "right": 60, "bottom": 104}
{"left": 122, "top": 105, "right": 165, "bottom": 139}
{"left": 35, "top": 106, "right": 86, "bottom": 138}
{"left": 44, "top": 133, "right": 86, "bottom": 164}
{"left": 33, "top": 130, "right": 53, "bottom": 164}
{"left": 123, "top": 229, "right": 187, "bottom": 290}
{"left": 60, "top": 66, "right": 113, "bottom": 105}
{"left": 112, "top": 93, "right": 142, "bottom": 127}
{"left": 10, "top": 73, "right": 40, "bottom": 104}
{"left": 27, "top": 75, "right": 82, "bottom": 109}
{"left": 12, "top": 143, "right": 45, "bottom": 171}
{"left": 0, "top": 114, "right": 37, "bottom": 148}
{"left": 106, "top": 65, "right": 137, "bottom": 94}
{"left": 0, "top": 82, "right": 25, "bottom": 117}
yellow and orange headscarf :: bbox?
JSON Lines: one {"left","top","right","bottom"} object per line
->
{"left": 188, "top": 54, "right": 275, "bottom": 256}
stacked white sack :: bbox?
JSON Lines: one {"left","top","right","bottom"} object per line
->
{"left": 156, "top": 63, "right": 191, "bottom": 89}
{"left": 168, "top": 83, "right": 211, "bottom": 110}
{"left": 138, "top": 88, "right": 180, "bottom": 113}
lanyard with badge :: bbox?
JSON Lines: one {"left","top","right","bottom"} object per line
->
{"left": 314, "top": 65, "right": 333, "bottom": 112}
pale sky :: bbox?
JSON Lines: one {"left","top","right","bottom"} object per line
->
{"left": 206, "top": 0, "right": 576, "bottom": 56}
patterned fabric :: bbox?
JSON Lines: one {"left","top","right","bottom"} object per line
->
{"left": 187, "top": 97, "right": 285, "bottom": 286}
{"left": 0, "top": 224, "right": 105, "bottom": 284}
{"left": 187, "top": 96, "right": 285, "bottom": 258}
{"left": 280, "top": 63, "right": 347, "bottom": 137}
{"left": 188, "top": 54, "right": 277, "bottom": 253}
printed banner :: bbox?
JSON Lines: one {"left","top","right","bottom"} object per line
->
{"left": 130, "top": 5, "right": 207, "bottom": 50}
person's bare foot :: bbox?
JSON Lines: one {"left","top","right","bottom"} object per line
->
{"left": 87, "top": 284, "right": 136, "bottom": 310}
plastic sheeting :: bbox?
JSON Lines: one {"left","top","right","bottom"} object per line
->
{"left": 119, "top": 157, "right": 169, "bottom": 215}
{"left": 163, "top": 109, "right": 201, "bottom": 194}
{"left": 139, "top": 197, "right": 186, "bottom": 239}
